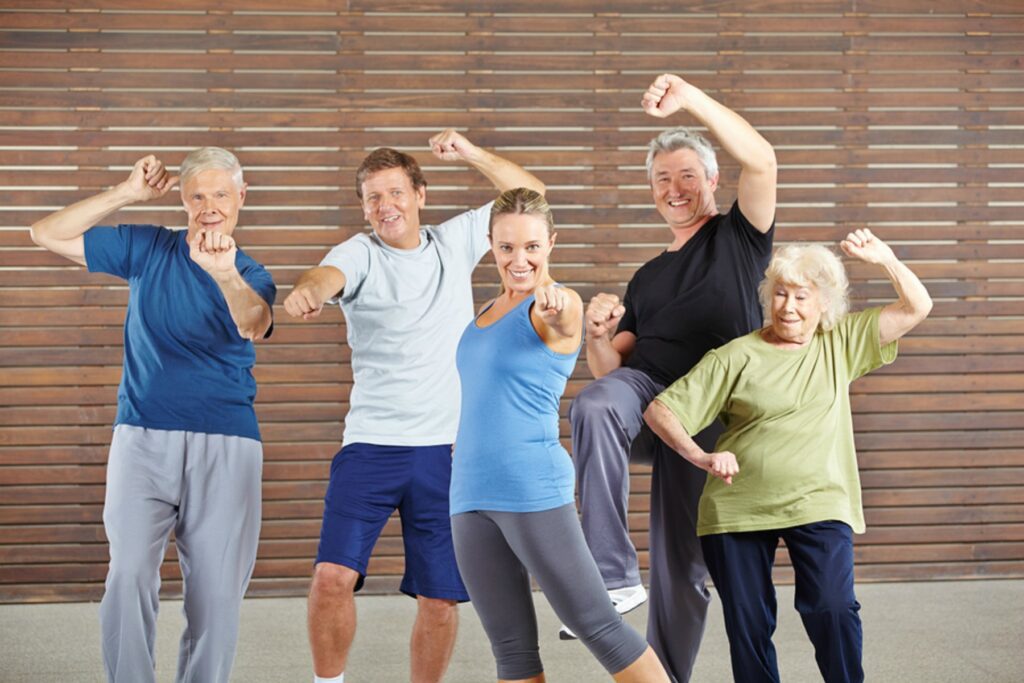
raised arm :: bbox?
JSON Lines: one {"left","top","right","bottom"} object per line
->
{"left": 644, "top": 399, "right": 738, "bottom": 485}
{"left": 531, "top": 284, "right": 584, "bottom": 353}
{"left": 840, "top": 228, "right": 933, "bottom": 345}
{"left": 283, "top": 265, "right": 347, "bottom": 321}
{"left": 30, "top": 156, "right": 177, "bottom": 265}
{"left": 188, "top": 229, "right": 272, "bottom": 341}
{"left": 642, "top": 74, "right": 777, "bottom": 232}
{"left": 428, "top": 129, "right": 546, "bottom": 196}
{"left": 583, "top": 293, "right": 635, "bottom": 378}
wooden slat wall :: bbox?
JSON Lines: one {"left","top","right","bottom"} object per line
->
{"left": 1, "top": 1, "right": 1022, "bottom": 603}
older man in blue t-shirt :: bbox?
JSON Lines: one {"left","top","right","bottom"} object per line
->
{"left": 30, "top": 149, "right": 275, "bottom": 683}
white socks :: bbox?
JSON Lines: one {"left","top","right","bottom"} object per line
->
{"left": 314, "top": 673, "right": 344, "bottom": 683}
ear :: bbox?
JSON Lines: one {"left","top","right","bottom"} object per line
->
{"left": 238, "top": 182, "right": 248, "bottom": 206}
{"left": 415, "top": 184, "right": 427, "bottom": 208}
{"left": 708, "top": 172, "right": 720, "bottom": 192}
{"left": 548, "top": 231, "right": 558, "bottom": 249}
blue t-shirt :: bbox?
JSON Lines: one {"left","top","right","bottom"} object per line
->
{"left": 450, "top": 293, "right": 581, "bottom": 515}
{"left": 84, "top": 225, "right": 276, "bottom": 441}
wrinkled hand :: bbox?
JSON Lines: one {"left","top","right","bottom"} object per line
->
{"left": 428, "top": 128, "right": 479, "bottom": 163}
{"left": 188, "top": 228, "right": 237, "bottom": 281}
{"left": 840, "top": 228, "right": 896, "bottom": 266}
{"left": 534, "top": 284, "right": 570, "bottom": 323}
{"left": 585, "top": 293, "right": 625, "bottom": 340}
{"left": 641, "top": 73, "right": 694, "bottom": 119}
{"left": 705, "top": 451, "right": 739, "bottom": 485}
{"left": 122, "top": 155, "right": 178, "bottom": 203}
{"left": 284, "top": 282, "right": 327, "bottom": 320}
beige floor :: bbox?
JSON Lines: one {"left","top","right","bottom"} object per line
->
{"left": 1, "top": 579, "right": 1022, "bottom": 682}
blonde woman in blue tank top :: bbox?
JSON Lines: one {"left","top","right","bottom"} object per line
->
{"left": 450, "top": 188, "right": 669, "bottom": 683}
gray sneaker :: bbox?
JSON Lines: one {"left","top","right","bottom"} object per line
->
{"left": 559, "top": 584, "right": 648, "bottom": 640}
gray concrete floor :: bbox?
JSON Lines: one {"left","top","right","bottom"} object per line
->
{"left": 1, "top": 580, "right": 1022, "bottom": 682}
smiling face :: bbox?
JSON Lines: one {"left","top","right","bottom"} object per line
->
{"left": 490, "top": 213, "right": 555, "bottom": 296}
{"left": 181, "top": 167, "right": 246, "bottom": 239}
{"left": 360, "top": 166, "right": 426, "bottom": 250}
{"left": 650, "top": 147, "right": 718, "bottom": 230}
{"left": 769, "top": 280, "right": 826, "bottom": 346}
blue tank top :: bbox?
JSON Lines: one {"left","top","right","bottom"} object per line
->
{"left": 450, "top": 292, "right": 581, "bottom": 515}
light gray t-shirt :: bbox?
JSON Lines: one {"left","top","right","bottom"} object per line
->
{"left": 320, "top": 203, "right": 493, "bottom": 446}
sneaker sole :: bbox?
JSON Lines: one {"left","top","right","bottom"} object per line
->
{"left": 611, "top": 591, "right": 648, "bottom": 616}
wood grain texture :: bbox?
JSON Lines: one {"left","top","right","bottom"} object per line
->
{"left": 1, "top": 0, "right": 1022, "bottom": 603}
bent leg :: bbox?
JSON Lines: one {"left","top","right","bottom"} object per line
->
{"left": 401, "top": 444, "right": 468, "bottom": 682}
{"left": 411, "top": 596, "right": 458, "bottom": 683}
{"left": 492, "top": 505, "right": 655, "bottom": 677}
{"left": 100, "top": 425, "right": 182, "bottom": 683}
{"left": 646, "top": 422, "right": 721, "bottom": 682}
{"left": 569, "top": 367, "right": 662, "bottom": 589}
{"left": 173, "top": 432, "right": 263, "bottom": 683}
{"left": 308, "top": 443, "right": 404, "bottom": 678}
{"left": 701, "top": 530, "right": 781, "bottom": 683}
{"left": 784, "top": 521, "right": 864, "bottom": 683}
{"left": 451, "top": 511, "right": 544, "bottom": 681}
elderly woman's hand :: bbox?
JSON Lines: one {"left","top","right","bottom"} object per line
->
{"left": 705, "top": 451, "right": 740, "bottom": 485}
{"left": 840, "top": 228, "right": 896, "bottom": 266}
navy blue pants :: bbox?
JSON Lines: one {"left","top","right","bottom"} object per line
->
{"left": 701, "top": 521, "right": 864, "bottom": 683}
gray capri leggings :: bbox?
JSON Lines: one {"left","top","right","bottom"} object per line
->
{"left": 451, "top": 503, "right": 649, "bottom": 680}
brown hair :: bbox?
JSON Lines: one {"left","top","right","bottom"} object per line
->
{"left": 355, "top": 147, "right": 427, "bottom": 199}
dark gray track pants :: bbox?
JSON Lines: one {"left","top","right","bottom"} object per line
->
{"left": 570, "top": 366, "right": 723, "bottom": 682}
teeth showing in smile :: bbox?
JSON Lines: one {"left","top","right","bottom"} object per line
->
{"left": 668, "top": 199, "right": 689, "bottom": 207}
{"left": 381, "top": 215, "right": 399, "bottom": 223}
{"left": 509, "top": 269, "right": 533, "bottom": 279}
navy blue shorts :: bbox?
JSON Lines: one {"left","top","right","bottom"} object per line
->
{"left": 315, "top": 442, "right": 469, "bottom": 601}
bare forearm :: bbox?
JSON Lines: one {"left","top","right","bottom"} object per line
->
{"left": 216, "top": 271, "right": 272, "bottom": 340}
{"left": 32, "top": 183, "right": 135, "bottom": 244}
{"left": 465, "top": 147, "right": 546, "bottom": 195}
{"left": 682, "top": 85, "right": 775, "bottom": 173}
{"left": 877, "top": 256, "right": 933, "bottom": 344}
{"left": 644, "top": 400, "right": 708, "bottom": 468}
{"left": 883, "top": 258, "right": 931, "bottom": 317}
{"left": 295, "top": 266, "right": 345, "bottom": 302}
{"left": 585, "top": 337, "right": 624, "bottom": 378}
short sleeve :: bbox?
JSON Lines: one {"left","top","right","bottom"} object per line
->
{"left": 655, "top": 350, "right": 731, "bottom": 436}
{"left": 319, "top": 235, "right": 373, "bottom": 304}
{"left": 617, "top": 281, "right": 637, "bottom": 336}
{"left": 436, "top": 201, "right": 493, "bottom": 264}
{"left": 726, "top": 201, "right": 774, "bottom": 261}
{"left": 833, "top": 307, "right": 899, "bottom": 381}
{"left": 236, "top": 250, "right": 277, "bottom": 309}
{"left": 83, "top": 225, "right": 161, "bottom": 280}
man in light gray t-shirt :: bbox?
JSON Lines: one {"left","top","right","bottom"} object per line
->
{"left": 284, "top": 129, "right": 546, "bottom": 683}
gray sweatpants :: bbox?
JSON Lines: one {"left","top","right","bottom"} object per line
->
{"left": 569, "top": 366, "right": 723, "bottom": 683}
{"left": 99, "top": 425, "right": 263, "bottom": 683}
{"left": 451, "top": 504, "right": 650, "bottom": 680}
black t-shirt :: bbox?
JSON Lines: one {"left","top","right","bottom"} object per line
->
{"left": 619, "top": 201, "right": 774, "bottom": 386}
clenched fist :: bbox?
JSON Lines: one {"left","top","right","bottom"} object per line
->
{"left": 585, "top": 293, "right": 626, "bottom": 340}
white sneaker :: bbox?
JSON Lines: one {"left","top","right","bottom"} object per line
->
{"left": 559, "top": 584, "right": 648, "bottom": 640}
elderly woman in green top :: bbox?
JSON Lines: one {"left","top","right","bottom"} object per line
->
{"left": 643, "top": 228, "right": 932, "bottom": 683}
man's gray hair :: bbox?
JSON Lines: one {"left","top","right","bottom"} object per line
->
{"left": 645, "top": 127, "right": 718, "bottom": 181}
{"left": 179, "top": 146, "right": 244, "bottom": 188}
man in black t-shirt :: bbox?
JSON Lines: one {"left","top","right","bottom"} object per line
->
{"left": 565, "top": 74, "right": 777, "bottom": 682}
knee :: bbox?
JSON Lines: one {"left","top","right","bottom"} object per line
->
{"left": 310, "top": 562, "right": 360, "bottom": 604}
{"left": 802, "top": 592, "right": 861, "bottom": 617}
{"left": 570, "top": 378, "right": 621, "bottom": 426}
{"left": 416, "top": 596, "right": 458, "bottom": 628}
{"left": 106, "top": 548, "right": 162, "bottom": 593}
